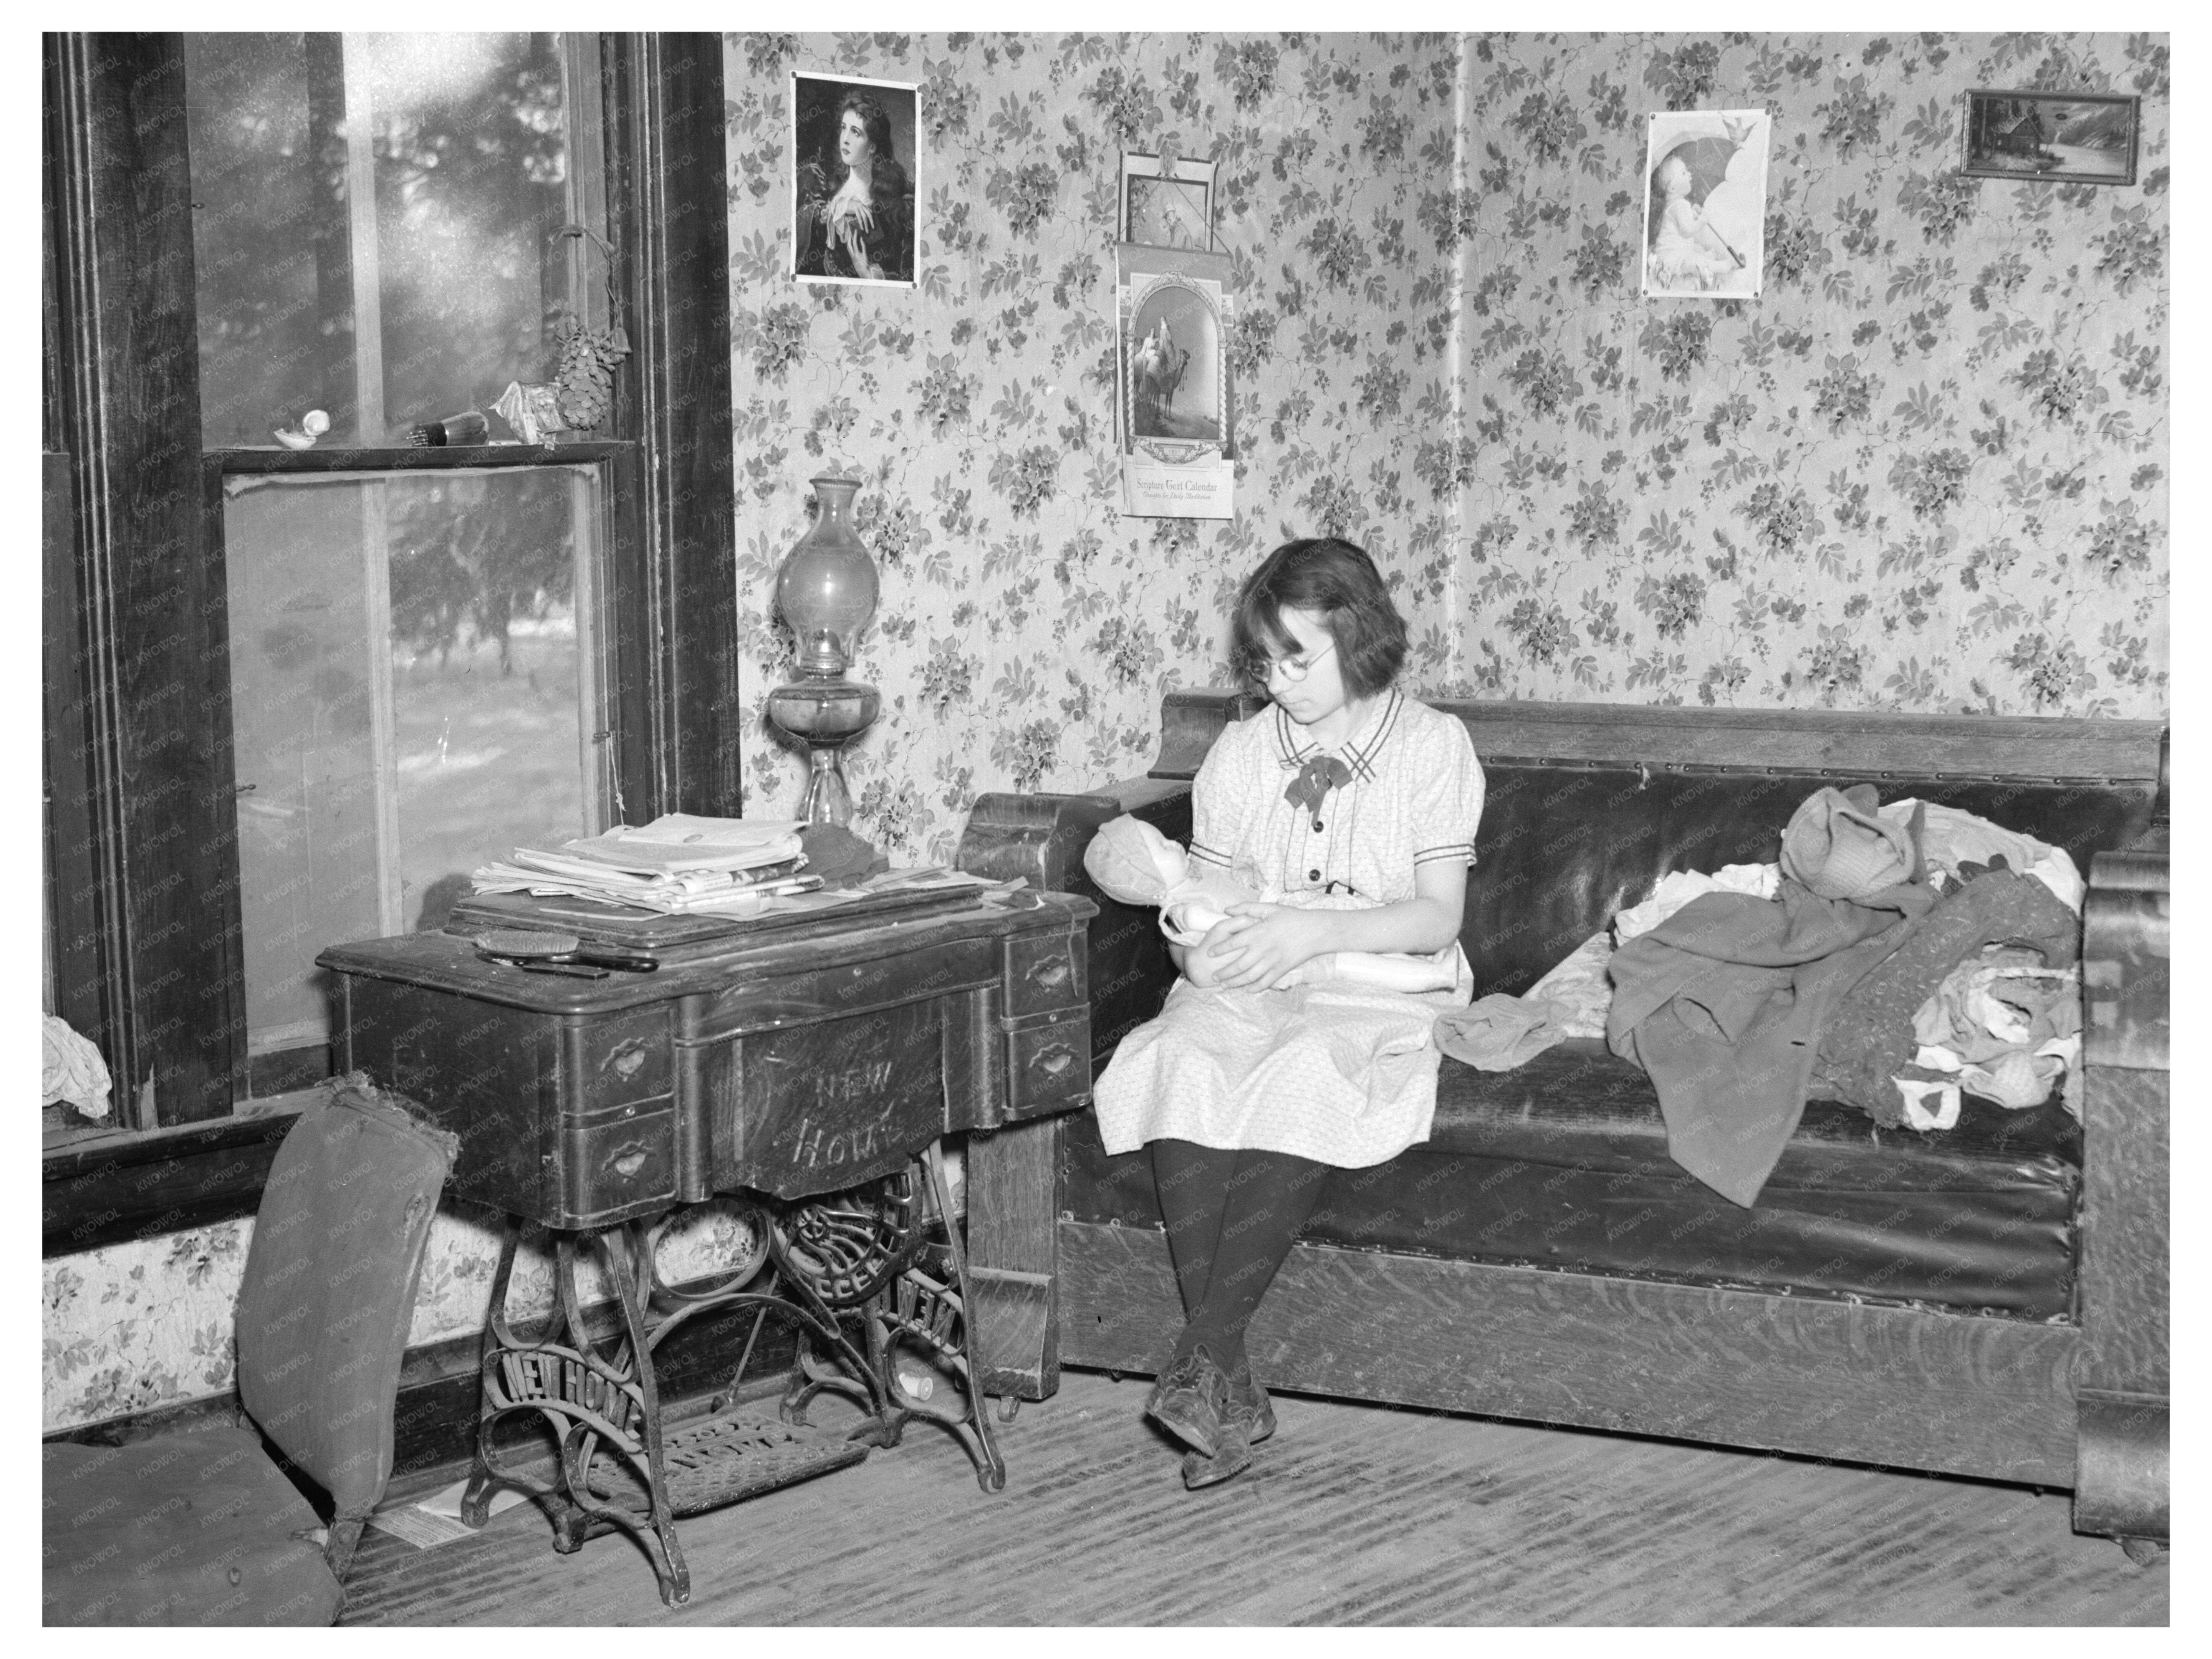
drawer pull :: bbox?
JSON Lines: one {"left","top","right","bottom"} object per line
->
{"left": 610, "top": 1150, "right": 647, "bottom": 1178}
{"left": 1032, "top": 1045, "right": 1076, "bottom": 1078}
{"left": 1025, "top": 957, "right": 1071, "bottom": 990}
{"left": 604, "top": 1041, "right": 649, "bottom": 1081}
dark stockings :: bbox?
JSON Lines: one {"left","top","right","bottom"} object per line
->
{"left": 1149, "top": 1138, "right": 1331, "bottom": 1377}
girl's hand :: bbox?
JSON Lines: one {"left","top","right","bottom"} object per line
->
{"left": 1204, "top": 902, "right": 1326, "bottom": 991}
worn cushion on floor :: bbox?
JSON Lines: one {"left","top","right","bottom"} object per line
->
{"left": 236, "top": 1081, "right": 454, "bottom": 1523}
{"left": 41, "top": 1431, "right": 343, "bottom": 1628}
{"left": 43, "top": 1079, "right": 455, "bottom": 1626}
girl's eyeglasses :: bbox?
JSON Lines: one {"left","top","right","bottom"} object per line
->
{"left": 1247, "top": 639, "right": 1338, "bottom": 684}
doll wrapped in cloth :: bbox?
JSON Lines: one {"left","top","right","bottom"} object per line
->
{"left": 1081, "top": 813, "right": 1459, "bottom": 994}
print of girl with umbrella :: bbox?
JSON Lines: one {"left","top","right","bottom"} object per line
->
{"left": 1644, "top": 114, "right": 1767, "bottom": 296}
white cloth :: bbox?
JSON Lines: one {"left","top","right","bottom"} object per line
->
{"left": 1875, "top": 800, "right": 2084, "bottom": 912}
{"left": 1613, "top": 862, "right": 1780, "bottom": 941}
{"left": 1894, "top": 1075, "right": 1962, "bottom": 1132}
{"left": 43, "top": 1014, "right": 111, "bottom": 1120}
{"left": 1899, "top": 945, "right": 2085, "bottom": 1122}
{"left": 1093, "top": 691, "right": 1485, "bottom": 1167}
{"left": 1521, "top": 928, "right": 1614, "bottom": 1040}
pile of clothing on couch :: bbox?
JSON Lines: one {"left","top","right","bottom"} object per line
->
{"left": 1437, "top": 785, "right": 2085, "bottom": 1207}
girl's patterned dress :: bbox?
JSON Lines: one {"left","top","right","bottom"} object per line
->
{"left": 1093, "top": 689, "right": 1486, "bottom": 1168}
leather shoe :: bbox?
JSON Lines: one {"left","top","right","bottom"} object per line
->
{"left": 1181, "top": 1413, "right": 1253, "bottom": 1488}
{"left": 1226, "top": 1365, "right": 1275, "bottom": 1444}
{"left": 1145, "top": 1348, "right": 1228, "bottom": 1458}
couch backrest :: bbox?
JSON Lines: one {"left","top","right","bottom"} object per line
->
{"left": 1465, "top": 763, "right": 2156, "bottom": 997}
{"left": 1139, "top": 690, "right": 2166, "bottom": 1001}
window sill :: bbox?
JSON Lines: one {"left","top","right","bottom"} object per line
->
{"left": 41, "top": 1084, "right": 329, "bottom": 1258}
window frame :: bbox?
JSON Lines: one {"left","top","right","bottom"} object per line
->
{"left": 42, "top": 31, "right": 738, "bottom": 1146}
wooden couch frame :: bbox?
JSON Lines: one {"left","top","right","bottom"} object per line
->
{"left": 959, "top": 692, "right": 2169, "bottom": 1548}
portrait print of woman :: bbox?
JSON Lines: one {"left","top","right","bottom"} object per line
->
{"left": 792, "top": 73, "right": 918, "bottom": 286}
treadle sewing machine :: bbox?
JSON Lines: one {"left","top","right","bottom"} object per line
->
{"left": 320, "top": 884, "right": 1095, "bottom": 1606}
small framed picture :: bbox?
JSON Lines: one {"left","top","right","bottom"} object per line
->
{"left": 1960, "top": 88, "right": 2140, "bottom": 187}
{"left": 791, "top": 71, "right": 919, "bottom": 286}
{"left": 1119, "top": 152, "right": 1217, "bottom": 251}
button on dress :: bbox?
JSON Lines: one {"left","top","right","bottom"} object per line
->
{"left": 1092, "top": 689, "right": 1487, "bottom": 1168}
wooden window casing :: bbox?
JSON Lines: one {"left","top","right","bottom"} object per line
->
{"left": 42, "top": 32, "right": 737, "bottom": 1154}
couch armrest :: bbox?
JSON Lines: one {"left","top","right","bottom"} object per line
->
{"left": 958, "top": 777, "right": 1194, "bottom": 1069}
{"left": 2073, "top": 844, "right": 2169, "bottom": 1544}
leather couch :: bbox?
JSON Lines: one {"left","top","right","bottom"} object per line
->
{"left": 958, "top": 691, "right": 2168, "bottom": 1552}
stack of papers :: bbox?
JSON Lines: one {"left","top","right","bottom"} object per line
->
{"left": 472, "top": 814, "right": 815, "bottom": 915}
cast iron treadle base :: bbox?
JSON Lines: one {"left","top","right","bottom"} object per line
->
{"left": 573, "top": 1415, "right": 868, "bottom": 1530}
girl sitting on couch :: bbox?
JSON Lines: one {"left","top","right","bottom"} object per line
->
{"left": 1090, "top": 535, "right": 1487, "bottom": 1488}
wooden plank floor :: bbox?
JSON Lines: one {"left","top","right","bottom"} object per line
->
{"left": 340, "top": 1368, "right": 2166, "bottom": 1626}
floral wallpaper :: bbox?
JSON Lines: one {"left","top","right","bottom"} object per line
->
{"left": 45, "top": 30, "right": 2169, "bottom": 1433}
{"left": 43, "top": 1199, "right": 770, "bottom": 1431}
{"left": 728, "top": 30, "right": 2167, "bottom": 860}
{"left": 723, "top": 31, "right": 1469, "bottom": 856}
{"left": 1440, "top": 31, "right": 2168, "bottom": 715}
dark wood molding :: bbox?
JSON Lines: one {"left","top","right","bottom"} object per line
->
{"left": 604, "top": 32, "right": 740, "bottom": 821}
{"left": 43, "top": 1106, "right": 303, "bottom": 1256}
{"left": 212, "top": 441, "right": 629, "bottom": 475}
{"left": 44, "top": 448, "right": 109, "bottom": 1051}
{"left": 47, "top": 33, "right": 245, "bottom": 1125}
{"left": 1148, "top": 688, "right": 2168, "bottom": 785}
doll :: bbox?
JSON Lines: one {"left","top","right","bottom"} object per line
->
{"left": 1082, "top": 813, "right": 1457, "bottom": 994}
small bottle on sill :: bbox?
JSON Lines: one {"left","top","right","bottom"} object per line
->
{"left": 405, "top": 411, "right": 490, "bottom": 447}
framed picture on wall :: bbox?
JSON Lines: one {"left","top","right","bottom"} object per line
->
{"left": 1960, "top": 88, "right": 2140, "bottom": 187}
{"left": 1119, "top": 152, "right": 1217, "bottom": 251}
{"left": 791, "top": 71, "right": 919, "bottom": 285}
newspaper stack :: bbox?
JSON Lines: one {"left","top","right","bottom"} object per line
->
{"left": 471, "top": 813, "right": 814, "bottom": 916}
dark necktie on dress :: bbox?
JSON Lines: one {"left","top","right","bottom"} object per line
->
{"left": 1285, "top": 755, "right": 1352, "bottom": 821}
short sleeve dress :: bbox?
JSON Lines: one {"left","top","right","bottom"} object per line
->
{"left": 1091, "top": 688, "right": 1487, "bottom": 1169}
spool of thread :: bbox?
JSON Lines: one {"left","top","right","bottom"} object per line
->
{"left": 406, "top": 410, "right": 490, "bottom": 447}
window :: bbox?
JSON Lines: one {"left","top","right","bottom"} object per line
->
{"left": 44, "top": 32, "right": 738, "bottom": 1137}
{"left": 184, "top": 32, "right": 615, "bottom": 1083}
{"left": 223, "top": 466, "right": 608, "bottom": 1079}
{"left": 183, "top": 32, "right": 583, "bottom": 451}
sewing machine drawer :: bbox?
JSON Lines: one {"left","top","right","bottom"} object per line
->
{"left": 1005, "top": 931, "right": 1087, "bottom": 1019}
{"left": 575, "top": 1008, "right": 672, "bottom": 1109}
{"left": 558, "top": 1098, "right": 678, "bottom": 1227}
{"left": 1005, "top": 1012, "right": 1090, "bottom": 1121}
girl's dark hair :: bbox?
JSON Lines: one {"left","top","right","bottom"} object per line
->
{"left": 1230, "top": 537, "right": 1407, "bottom": 699}
{"left": 838, "top": 91, "right": 896, "bottom": 173}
